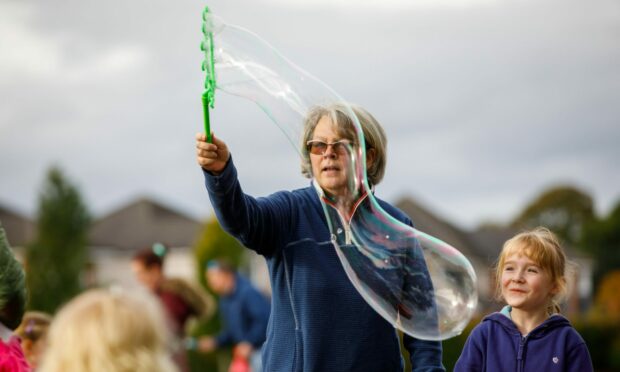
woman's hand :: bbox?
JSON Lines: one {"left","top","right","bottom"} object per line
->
{"left": 196, "top": 133, "right": 230, "bottom": 175}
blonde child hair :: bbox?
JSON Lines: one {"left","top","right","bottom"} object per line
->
{"left": 38, "top": 288, "right": 178, "bottom": 372}
{"left": 494, "top": 227, "right": 569, "bottom": 314}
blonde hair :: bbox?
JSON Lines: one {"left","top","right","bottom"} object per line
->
{"left": 300, "top": 103, "right": 388, "bottom": 186}
{"left": 495, "top": 227, "right": 568, "bottom": 314}
{"left": 39, "top": 289, "right": 178, "bottom": 372}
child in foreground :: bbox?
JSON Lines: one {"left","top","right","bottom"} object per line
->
{"left": 454, "top": 227, "right": 593, "bottom": 372}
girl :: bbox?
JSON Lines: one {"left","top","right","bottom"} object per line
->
{"left": 38, "top": 288, "right": 178, "bottom": 372}
{"left": 454, "top": 227, "right": 593, "bottom": 371}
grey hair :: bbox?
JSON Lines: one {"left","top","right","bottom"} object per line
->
{"left": 300, "top": 103, "right": 387, "bottom": 186}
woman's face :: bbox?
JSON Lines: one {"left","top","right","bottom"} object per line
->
{"left": 309, "top": 116, "right": 352, "bottom": 197}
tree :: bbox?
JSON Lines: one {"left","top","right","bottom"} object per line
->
{"left": 26, "top": 167, "right": 90, "bottom": 313}
{"left": 192, "top": 216, "right": 246, "bottom": 289}
{"left": 580, "top": 200, "right": 620, "bottom": 288}
{"left": 511, "top": 185, "right": 595, "bottom": 247}
{"left": 591, "top": 270, "right": 620, "bottom": 322}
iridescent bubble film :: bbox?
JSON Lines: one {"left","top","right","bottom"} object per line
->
{"left": 202, "top": 11, "right": 477, "bottom": 340}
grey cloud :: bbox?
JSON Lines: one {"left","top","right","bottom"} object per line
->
{"left": 1, "top": 0, "right": 618, "bottom": 229}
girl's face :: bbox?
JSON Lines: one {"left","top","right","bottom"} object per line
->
{"left": 309, "top": 116, "right": 352, "bottom": 198}
{"left": 500, "top": 253, "right": 557, "bottom": 312}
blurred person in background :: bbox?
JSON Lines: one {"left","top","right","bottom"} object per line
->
{"left": 38, "top": 288, "right": 178, "bottom": 372}
{"left": 196, "top": 259, "right": 270, "bottom": 372}
{"left": 131, "top": 243, "right": 212, "bottom": 371}
{"left": 0, "top": 223, "right": 30, "bottom": 372}
{"left": 15, "top": 311, "right": 52, "bottom": 370}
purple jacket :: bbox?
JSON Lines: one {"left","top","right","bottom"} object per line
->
{"left": 454, "top": 310, "right": 593, "bottom": 372}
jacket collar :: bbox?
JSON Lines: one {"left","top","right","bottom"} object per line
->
{"left": 483, "top": 309, "right": 571, "bottom": 339}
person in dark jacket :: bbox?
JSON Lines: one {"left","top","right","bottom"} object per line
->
{"left": 195, "top": 103, "right": 444, "bottom": 371}
{"left": 454, "top": 227, "right": 593, "bottom": 372}
{"left": 198, "top": 260, "right": 270, "bottom": 372}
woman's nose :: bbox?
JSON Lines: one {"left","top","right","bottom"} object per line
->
{"left": 323, "top": 145, "right": 337, "bottom": 158}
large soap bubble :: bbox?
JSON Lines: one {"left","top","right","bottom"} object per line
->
{"left": 201, "top": 8, "right": 477, "bottom": 340}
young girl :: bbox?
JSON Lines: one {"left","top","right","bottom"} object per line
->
{"left": 38, "top": 288, "right": 178, "bottom": 372}
{"left": 454, "top": 227, "right": 593, "bottom": 372}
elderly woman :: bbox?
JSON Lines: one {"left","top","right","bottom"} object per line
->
{"left": 195, "top": 103, "right": 444, "bottom": 371}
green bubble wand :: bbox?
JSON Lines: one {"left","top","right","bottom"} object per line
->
{"left": 201, "top": 6, "right": 216, "bottom": 143}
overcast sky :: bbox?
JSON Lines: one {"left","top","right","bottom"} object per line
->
{"left": 1, "top": 0, "right": 618, "bottom": 230}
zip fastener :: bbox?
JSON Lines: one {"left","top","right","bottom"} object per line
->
{"left": 311, "top": 179, "right": 369, "bottom": 246}
{"left": 324, "top": 193, "right": 369, "bottom": 246}
{"left": 517, "top": 335, "right": 527, "bottom": 372}
{"left": 333, "top": 211, "right": 352, "bottom": 244}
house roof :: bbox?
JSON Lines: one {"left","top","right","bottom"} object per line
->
{"left": 0, "top": 204, "right": 35, "bottom": 247}
{"left": 394, "top": 197, "right": 481, "bottom": 262}
{"left": 89, "top": 197, "right": 202, "bottom": 250}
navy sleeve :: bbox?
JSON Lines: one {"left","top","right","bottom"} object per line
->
{"left": 203, "top": 155, "right": 293, "bottom": 256}
{"left": 403, "top": 334, "right": 445, "bottom": 371}
{"left": 453, "top": 324, "right": 485, "bottom": 372}
{"left": 566, "top": 339, "right": 593, "bottom": 372}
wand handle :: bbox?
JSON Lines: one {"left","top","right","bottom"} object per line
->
{"left": 202, "top": 93, "right": 212, "bottom": 143}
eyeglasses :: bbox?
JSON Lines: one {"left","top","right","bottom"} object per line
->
{"left": 306, "top": 139, "right": 352, "bottom": 155}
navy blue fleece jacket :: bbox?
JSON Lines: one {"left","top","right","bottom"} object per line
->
{"left": 454, "top": 310, "right": 593, "bottom": 372}
{"left": 215, "top": 273, "right": 270, "bottom": 348}
{"left": 203, "top": 157, "right": 444, "bottom": 372}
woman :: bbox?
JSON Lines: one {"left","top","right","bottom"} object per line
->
{"left": 195, "top": 103, "right": 444, "bottom": 371}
